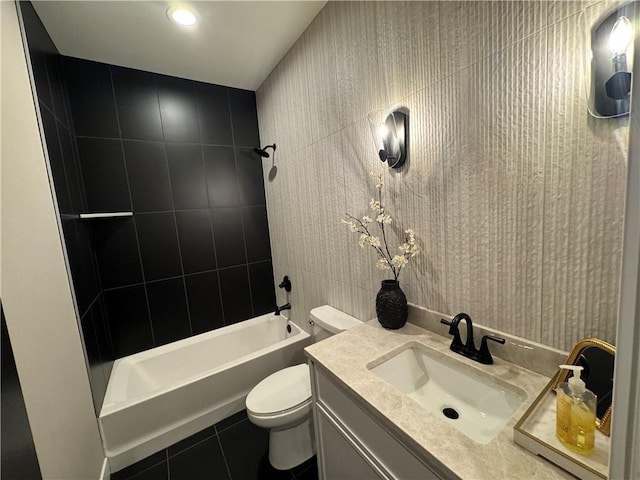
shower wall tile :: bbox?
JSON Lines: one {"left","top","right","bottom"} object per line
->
{"left": 249, "top": 261, "right": 277, "bottom": 316}
{"left": 91, "top": 217, "right": 143, "bottom": 289}
{"left": 257, "top": 1, "right": 625, "bottom": 350}
{"left": 229, "top": 89, "right": 260, "bottom": 148}
{"left": 211, "top": 208, "right": 247, "bottom": 268}
{"left": 204, "top": 146, "right": 240, "bottom": 208}
{"left": 236, "top": 147, "right": 267, "bottom": 206}
{"left": 104, "top": 285, "right": 154, "bottom": 358}
{"left": 112, "top": 67, "right": 163, "bottom": 142}
{"left": 218, "top": 267, "right": 253, "bottom": 324}
{"left": 157, "top": 76, "right": 200, "bottom": 144}
{"left": 56, "top": 56, "right": 274, "bottom": 363}
{"left": 242, "top": 206, "right": 272, "bottom": 263}
{"left": 58, "top": 125, "right": 86, "bottom": 213}
{"left": 135, "top": 212, "right": 182, "bottom": 282}
{"left": 185, "top": 271, "right": 224, "bottom": 335}
{"left": 64, "top": 57, "right": 120, "bottom": 138}
{"left": 21, "top": 0, "right": 55, "bottom": 112}
{"left": 123, "top": 140, "right": 173, "bottom": 212}
{"left": 166, "top": 143, "right": 209, "bottom": 210}
{"left": 61, "top": 218, "right": 101, "bottom": 314}
{"left": 146, "top": 278, "right": 191, "bottom": 347}
{"left": 77, "top": 137, "right": 132, "bottom": 213}
{"left": 175, "top": 210, "right": 216, "bottom": 274}
{"left": 41, "top": 108, "right": 72, "bottom": 214}
{"left": 195, "top": 82, "right": 233, "bottom": 146}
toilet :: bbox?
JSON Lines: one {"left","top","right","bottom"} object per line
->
{"left": 245, "top": 305, "right": 362, "bottom": 470}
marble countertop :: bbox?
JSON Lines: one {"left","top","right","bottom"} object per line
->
{"left": 305, "top": 319, "right": 575, "bottom": 480}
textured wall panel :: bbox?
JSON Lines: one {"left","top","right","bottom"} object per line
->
{"left": 373, "top": 1, "right": 441, "bottom": 103}
{"left": 302, "top": 7, "right": 341, "bottom": 144}
{"left": 256, "top": 1, "right": 627, "bottom": 350}
{"left": 439, "top": 1, "right": 548, "bottom": 77}
{"left": 331, "top": 2, "right": 390, "bottom": 128}
{"left": 542, "top": 9, "right": 626, "bottom": 350}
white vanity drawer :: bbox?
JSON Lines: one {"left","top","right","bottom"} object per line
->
{"left": 316, "top": 406, "right": 388, "bottom": 480}
{"left": 313, "top": 365, "right": 448, "bottom": 480}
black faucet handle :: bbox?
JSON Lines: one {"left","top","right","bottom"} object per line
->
{"left": 483, "top": 334, "right": 505, "bottom": 345}
{"left": 278, "top": 276, "right": 292, "bottom": 292}
{"left": 477, "top": 335, "right": 506, "bottom": 364}
{"left": 440, "top": 318, "right": 465, "bottom": 352}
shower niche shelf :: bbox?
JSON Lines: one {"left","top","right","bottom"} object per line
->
{"left": 79, "top": 212, "right": 133, "bottom": 220}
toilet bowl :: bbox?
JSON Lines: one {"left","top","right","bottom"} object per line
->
{"left": 246, "top": 363, "right": 313, "bottom": 470}
{"left": 245, "top": 305, "right": 362, "bottom": 471}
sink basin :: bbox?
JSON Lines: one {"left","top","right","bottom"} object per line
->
{"left": 367, "top": 343, "right": 526, "bottom": 444}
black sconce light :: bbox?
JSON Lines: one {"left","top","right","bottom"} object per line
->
{"left": 367, "top": 108, "right": 408, "bottom": 169}
{"left": 585, "top": 2, "right": 637, "bottom": 117}
{"left": 606, "top": 15, "right": 634, "bottom": 100}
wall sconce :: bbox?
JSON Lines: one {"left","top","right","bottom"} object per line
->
{"left": 585, "top": 1, "right": 637, "bottom": 118}
{"left": 367, "top": 108, "right": 408, "bottom": 169}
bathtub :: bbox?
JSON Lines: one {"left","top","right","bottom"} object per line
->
{"left": 99, "top": 312, "right": 311, "bottom": 472}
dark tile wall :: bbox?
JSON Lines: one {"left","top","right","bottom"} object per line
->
{"left": 19, "top": 1, "right": 113, "bottom": 415}
{"left": 61, "top": 57, "right": 276, "bottom": 359}
{"left": 20, "top": 1, "right": 276, "bottom": 416}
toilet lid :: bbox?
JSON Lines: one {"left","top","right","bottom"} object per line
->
{"left": 246, "top": 364, "right": 311, "bottom": 415}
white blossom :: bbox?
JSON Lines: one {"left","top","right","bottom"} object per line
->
{"left": 405, "top": 229, "right": 415, "bottom": 244}
{"left": 340, "top": 219, "right": 358, "bottom": 232}
{"left": 376, "top": 258, "right": 391, "bottom": 270}
{"left": 392, "top": 255, "right": 408, "bottom": 268}
{"left": 362, "top": 215, "right": 373, "bottom": 225}
{"left": 376, "top": 213, "right": 392, "bottom": 225}
{"left": 367, "top": 236, "right": 381, "bottom": 248}
{"left": 358, "top": 234, "right": 368, "bottom": 248}
{"left": 369, "top": 199, "right": 382, "bottom": 212}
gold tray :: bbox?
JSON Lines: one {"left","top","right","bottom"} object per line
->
{"left": 513, "top": 373, "right": 610, "bottom": 480}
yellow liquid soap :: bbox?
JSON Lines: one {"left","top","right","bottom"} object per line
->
{"left": 555, "top": 365, "right": 597, "bottom": 457}
{"left": 567, "top": 402, "right": 595, "bottom": 456}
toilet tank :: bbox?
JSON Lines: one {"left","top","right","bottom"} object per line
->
{"left": 310, "top": 305, "right": 362, "bottom": 342}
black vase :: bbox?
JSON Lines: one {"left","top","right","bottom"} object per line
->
{"left": 375, "top": 280, "right": 408, "bottom": 329}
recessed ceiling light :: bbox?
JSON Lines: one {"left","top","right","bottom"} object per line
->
{"left": 167, "top": 6, "right": 197, "bottom": 26}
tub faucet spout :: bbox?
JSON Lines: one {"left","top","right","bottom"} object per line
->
{"left": 275, "top": 303, "right": 291, "bottom": 315}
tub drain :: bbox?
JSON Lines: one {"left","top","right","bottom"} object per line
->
{"left": 442, "top": 407, "right": 459, "bottom": 420}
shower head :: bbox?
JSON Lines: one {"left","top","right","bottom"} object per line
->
{"left": 253, "top": 143, "right": 277, "bottom": 158}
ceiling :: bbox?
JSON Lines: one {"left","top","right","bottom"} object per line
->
{"left": 32, "top": 1, "right": 326, "bottom": 91}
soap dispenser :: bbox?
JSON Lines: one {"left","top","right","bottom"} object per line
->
{"left": 555, "top": 365, "right": 597, "bottom": 456}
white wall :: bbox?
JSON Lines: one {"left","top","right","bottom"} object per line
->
{"left": 1, "top": 2, "right": 106, "bottom": 478}
{"left": 257, "top": 1, "right": 628, "bottom": 351}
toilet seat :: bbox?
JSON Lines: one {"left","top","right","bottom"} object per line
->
{"left": 246, "top": 364, "right": 311, "bottom": 416}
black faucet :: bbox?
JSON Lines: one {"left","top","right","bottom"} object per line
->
{"left": 440, "top": 313, "right": 505, "bottom": 365}
{"left": 274, "top": 303, "right": 291, "bottom": 316}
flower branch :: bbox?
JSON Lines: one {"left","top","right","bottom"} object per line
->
{"left": 341, "top": 172, "right": 419, "bottom": 281}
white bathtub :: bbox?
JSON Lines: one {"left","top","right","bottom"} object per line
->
{"left": 99, "top": 312, "right": 311, "bottom": 472}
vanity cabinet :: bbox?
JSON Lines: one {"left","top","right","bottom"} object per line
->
{"left": 309, "top": 361, "right": 454, "bottom": 480}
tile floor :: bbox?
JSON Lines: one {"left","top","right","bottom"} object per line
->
{"left": 111, "top": 410, "right": 318, "bottom": 480}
